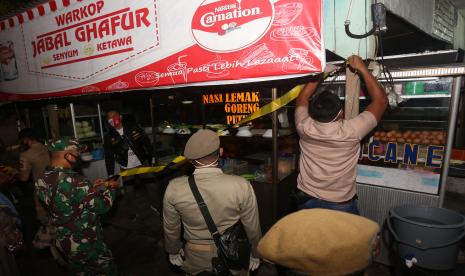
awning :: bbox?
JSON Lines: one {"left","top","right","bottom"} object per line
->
{"left": 0, "top": 0, "right": 325, "bottom": 101}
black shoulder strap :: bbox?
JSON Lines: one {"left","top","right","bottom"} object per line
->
{"left": 188, "top": 175, "right": 221, "bottom": 246}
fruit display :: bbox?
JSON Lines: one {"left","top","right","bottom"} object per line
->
{"left": 373, "top": 130, "right": 446, "bottom": 145}
{"left": 75, "top": 120, "right": 97, "bottom": 139}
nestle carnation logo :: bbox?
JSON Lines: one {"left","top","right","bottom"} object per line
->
{"left": 200, "top": 6, "right": 261, "bottom": 27}
{"left": 192, "top": 0, "right": 274, "bottom": 53}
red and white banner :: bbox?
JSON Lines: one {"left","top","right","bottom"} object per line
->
{"left": 0, "top": 0, "right": 324, "bottom": 101}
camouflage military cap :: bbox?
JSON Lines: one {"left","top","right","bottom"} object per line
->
{"left": 48, "top": 136, "right": 86, "bottom": 152}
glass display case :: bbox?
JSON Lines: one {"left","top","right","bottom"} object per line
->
{"left": 41, "top": 102, "right": 105, "bottom": 144}
{"left": 69, "top": 103, "right": 105, "bottom": 143}
{"left": 320, "top": 76, "right": 453, "bottom": 195}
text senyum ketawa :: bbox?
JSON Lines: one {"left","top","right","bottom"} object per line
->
{"left": 32, "top": 1, "right": 150, "bottom": 58}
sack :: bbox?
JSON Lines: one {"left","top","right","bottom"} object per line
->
{"left": 216, "top": 221, "right": 251, "bottom": 270}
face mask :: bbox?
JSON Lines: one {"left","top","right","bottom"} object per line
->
{"left": 64, "top": 153, "right": 83, "bottom": 170}
{"left": 193, "top": 155, "right": 219, "bottom": 168}
{"left": 108, "top": 115, "right": 121, "bottom": 128}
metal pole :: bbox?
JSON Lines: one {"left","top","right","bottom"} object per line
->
{"left": 14, "top": 103, "right": 21, "bottom": 132}
{"left": 439, "top": 76, "right": 462, "bottom": 207}
{"left": 70, "top": 103, "right": 77, "bottom": 139}
{"left": 24, "top": 108, "right": 31, "bottom": 128}
{"left": 42, "top": 108, "right": 49, "bottom": 141}
{"left": 47, "top": 104, "right": 60, "bottom": 139}
{"left": 97, "top": 103, "right": 104, "bottom": 141}
{"left": 201, "top": 96, "right": 206, "bottom": 129}
{"left": 150, "top": 96, "right": 157, "bottom": 164}
{"left": 271, "top": 87, "right": 278, "bottom": 222}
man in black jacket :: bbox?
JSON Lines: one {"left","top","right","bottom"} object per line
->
{"left": 104, "top": 110, "right": 158, "bottom": 219}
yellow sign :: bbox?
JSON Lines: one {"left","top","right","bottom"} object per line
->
{"left": 202, "top": 91, "right": 260, "bottom": 125}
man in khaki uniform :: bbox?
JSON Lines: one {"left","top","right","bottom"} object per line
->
{"left": 163, "top": 129, "right": 262, "bottom": 275}
{"left": 17, "top": 128, "right": 50, "bottom": 224}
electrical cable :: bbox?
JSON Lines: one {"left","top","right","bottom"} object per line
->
{"left": 345, "top": 24, "right": 376, "bottom": 39}
{"left": 345, "top": 0, "right": 354, "bottom": 22}
{"left": 377, "top": 30, "right": 394, "bottom": 90}
{"left": 345, "top": 0, "right": 376, "bottom": 39}
{"left": 369, "top": 0, "right": 393, "bottom": 90}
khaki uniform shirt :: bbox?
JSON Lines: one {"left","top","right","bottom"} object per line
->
{"left": 19, "top": 142, "right": 50, "bottom": 224}
{"left": 163, "top": 168, "right": 262, "bottom": 257}
{"left": 295, "top": 107, "right": 377, "bottom": 202}
{"left": 19, "top": 143, "right": 50, "bottom": 182}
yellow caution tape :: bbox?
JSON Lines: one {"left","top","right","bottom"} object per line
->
{"left": 171, "top": 156, "right": 187, "bottom": 164}
{"left": 233, "top": 84, "right": 305, "bottom": 127}
{"left": 119, "top": 166, "right": 164, "bottom": 176}
{"left": 119, "top": 156, "right": 186, "bottom": 177}
{"left": 232, "top": 66, "right": 345, "bottom": 127}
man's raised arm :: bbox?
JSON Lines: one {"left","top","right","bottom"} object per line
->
{"left": 347, "top": 55, "right": 388, "bottom": 122}
{"left": 296, "top": 78, "right": 321, "bottom": 108}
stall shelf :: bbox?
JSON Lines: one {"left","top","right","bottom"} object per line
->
{"left": 70, "top": 102, "right": 107, "bottom": 181}
{"left": 69, "top": 103, "right": 105, "bottom": 143}
{"left": 325, "top": 67, "right": 463, "bottom": 207}
{"left": 319, "top": 63, "right": 464, "bottom": 265}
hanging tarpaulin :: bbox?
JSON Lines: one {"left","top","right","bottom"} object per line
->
{"left": 0, "top": 0, "right": 324, "bottom": 101}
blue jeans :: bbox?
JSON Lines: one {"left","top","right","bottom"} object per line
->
{"left": 297, "top": 191, "right": 360, "bottom": 215}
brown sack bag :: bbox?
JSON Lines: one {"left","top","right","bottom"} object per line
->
{"left": 258, "top": 209, "right": 379, "bottom": 276}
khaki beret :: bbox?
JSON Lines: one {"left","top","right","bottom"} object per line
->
{"left": 184, "top": 129, "right": 220, "bottom": 160}
{"left": 257, "top": 209, "right": 379, "bottom": 275}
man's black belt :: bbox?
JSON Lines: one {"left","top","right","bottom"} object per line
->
{"left": 297, "top": 190, "right": 358, "bottom": 205}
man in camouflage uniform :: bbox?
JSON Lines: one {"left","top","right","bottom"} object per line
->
{"left": 35, "top": 137, "right": 118, "bottom": 275}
